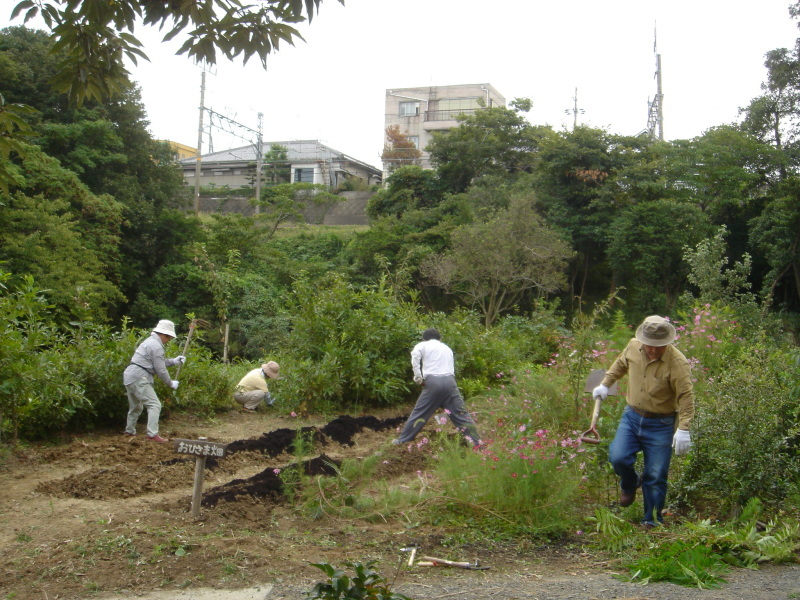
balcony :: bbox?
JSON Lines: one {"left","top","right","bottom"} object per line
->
{"left": 424, "top": 108, "right": 478, "bottom": 122}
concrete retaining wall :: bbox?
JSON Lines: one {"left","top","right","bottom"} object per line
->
{"left": 195, "top": 191, "right": 371, "bottom": 225}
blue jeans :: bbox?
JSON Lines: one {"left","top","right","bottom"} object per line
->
{"left": 608, "top": 406, "right": 675, "bottom": 525}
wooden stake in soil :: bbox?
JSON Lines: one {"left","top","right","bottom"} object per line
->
{"left": 174, "top": 437, "right": 228, "bottom": 518}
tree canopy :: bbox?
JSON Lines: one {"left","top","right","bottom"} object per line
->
{"left": 11, "top": 0, "right": 343, "bottom": 105}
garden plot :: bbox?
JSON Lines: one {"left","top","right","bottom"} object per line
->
{"left": 2, "top": 410, "right": 799, "bottom": 600}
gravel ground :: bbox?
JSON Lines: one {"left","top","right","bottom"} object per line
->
{"left": 94, "top": 562, "right": 800, "bottom": 600}
{"left": 389, "top": 563, "right": 800, "bottom": 600}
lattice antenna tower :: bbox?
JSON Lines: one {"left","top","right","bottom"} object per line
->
{"left": 646, "top": 27, "right": 664, "bottom": 141}
{"left": 565, "top": 87, "right": 585, "bottom": 130}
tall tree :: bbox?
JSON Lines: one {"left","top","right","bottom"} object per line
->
{"left": 427, "top": 98, "right": 548, "bottom": 193}
{"left": 365, "top": 165, "right": 447, "bottom": 220}
{"left": 749, "top": 178, "right": 800, "bottom": 308}
{"left": 421, "top": 194, "right": 572, "bottom": 327}
{"left": 0, "top": 145, "right": 125, "bottom": 321}
{"left": 740, "top": 47, "right": 800, "bottom": 165}
{"left": 606, "top": 198, "right": 713, "bottom": 314}
{"left": 533, "top": 126, "right": 639, "bottom": 307}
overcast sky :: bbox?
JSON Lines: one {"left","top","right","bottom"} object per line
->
{"left": 4, "top": 0, "right": 800, "bottom": 167}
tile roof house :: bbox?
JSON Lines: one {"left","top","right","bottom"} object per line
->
{"left": 180, "top": 139, "right": 382, "bottom": 190}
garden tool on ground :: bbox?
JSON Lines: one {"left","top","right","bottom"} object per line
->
{"left": 400, "top": 546, "right": 419, "bottom": 567}
{"left": 579, "top": 369, "right": 618, "bottom": 444}
{"left": 418, "top": 556, "right": 490, "bottom": 570}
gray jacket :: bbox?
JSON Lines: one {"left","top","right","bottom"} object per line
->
{"left": 123, "top": 332, "right": 178, "bottom": 386}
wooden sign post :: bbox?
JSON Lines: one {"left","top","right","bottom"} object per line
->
{"left": 174, "top": 438, "right": 228, "bottom": 518}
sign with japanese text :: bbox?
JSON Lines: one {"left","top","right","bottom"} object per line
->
{"left": 173, "top": 438, "right": 228, "bottom": 458}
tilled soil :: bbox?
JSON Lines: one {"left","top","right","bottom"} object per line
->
{"left": 1, "top": 409, "right": 798, "bottom": 600}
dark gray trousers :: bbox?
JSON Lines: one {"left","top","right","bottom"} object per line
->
{"left": 397, "top": 375, "right": 481, "bottom": 446}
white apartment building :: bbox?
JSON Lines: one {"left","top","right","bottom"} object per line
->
{"left": 383, "top": 83, "right": 506, "bottom": 175}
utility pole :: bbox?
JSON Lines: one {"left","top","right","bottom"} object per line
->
{"left": 254, "top": 112, "right": 263, "bottom": 215}
{"left": 193, "top": 68, "right": 206, "bottom": 215}
{"left": 565, "top": 87, "right": 584, "bottom": 130}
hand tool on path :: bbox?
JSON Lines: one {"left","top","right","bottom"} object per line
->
{"left": 400, "top": 546, "right": 418, "bottom": 567}
{"left": 418, "top": 556, "right": 490, "bottom": 570}
{"left": 579, "top": 368, "right": 618, "bottom": 444}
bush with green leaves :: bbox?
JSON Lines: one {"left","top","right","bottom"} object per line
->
{"left": 0, "top": 269, "right": 238, "bottom": 440}
{"left": 303, "top": 561, "right": 411, "bottom": 600}
{"left": 672, "top": 345, "right": 800, "bottom": 515}
{"left": 0, "top": 271, "right": 86, "bottom": 441}
{"left": 278, "top": 272, "right": 420, "bottom": 410}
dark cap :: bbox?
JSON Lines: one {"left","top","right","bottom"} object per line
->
{"left": 421, "top": 328, "right": 441, "bottom": 341}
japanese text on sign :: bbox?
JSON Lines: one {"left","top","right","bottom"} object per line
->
{"left": 173, "top": 439, "right": 228, "bottom": 458}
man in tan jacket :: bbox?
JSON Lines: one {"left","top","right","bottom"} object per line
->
{"left": 593, "top": 315, "right": 694, "bottom": 527}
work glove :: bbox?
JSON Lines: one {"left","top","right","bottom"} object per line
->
{"left": 265, "top": 392, "right": 275, "bottom": 406}
{"left": 592, "top": 384, "right": 609, "bottom": 400}
{"left": 174, "top": 355, "right": 186, "bottom": 365}
{"left": 413, "top": 375, "right": 423, "bottom": 385}
{"left": 170, "top": 380, "right": 180, "bottom": 390}
{"left": 672, "top": 429, "right": 692, "bottom": 456}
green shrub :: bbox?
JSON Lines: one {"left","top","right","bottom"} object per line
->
{"left": 0, "top": 272, "right": 88, "bottom": 441}
{"left": 672, "top": 346, "right": 800, "bottom": 514}
{"left": 280, "top": 272, "right": 419, "bottom": 409}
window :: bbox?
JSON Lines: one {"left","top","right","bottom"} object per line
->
{"left": 408, "top": 136, "right": 420, "bottom": 148}
{"left": 294, "top": 168, "right": 314, "bottom": 183}
{"left": 399, "top": 101, "right": 420, "bottom": 116}
{"left": 438, "top": 97, "right": 481, "bottom": 111}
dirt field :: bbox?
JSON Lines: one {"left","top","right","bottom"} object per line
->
{"left": 1, "top": 408, "right": 798, "bottom": 600}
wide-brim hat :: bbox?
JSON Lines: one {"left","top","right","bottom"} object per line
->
{"left": 635, "top": 315, "right": 676, "bottom": 347}
{"left": 153, "top": 319, "right": 177, "bottom": 338}
{"left": 262, "top": 361, "right": 281, "bottom": 379}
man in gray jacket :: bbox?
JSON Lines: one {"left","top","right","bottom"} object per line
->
{"left": 393, "top": 328, "right": 481, "bottom": 447}
{"left": 123, "top": 319, "right": 186, "bottom": 442}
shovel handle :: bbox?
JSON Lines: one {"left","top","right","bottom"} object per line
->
{"left": 175, "top": 320, "right": 196, "bottom": 379}
{"left": 579, "top": 395, "right": 603, "bottom": 444}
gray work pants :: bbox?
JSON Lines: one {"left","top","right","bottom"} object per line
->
{"left": 397, "top": 375, "right": 481, "bottom": 446}
{"left": 125, "top": 377, "right": 161, "bottom": 437}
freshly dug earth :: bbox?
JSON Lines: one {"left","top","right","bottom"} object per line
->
{"left": 1, "top": 409, "right": 798, "bottom": 600}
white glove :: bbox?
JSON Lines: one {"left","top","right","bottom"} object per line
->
{"left": 170, "top": 380, "right": 180, "bottom": 390}
{"left": 174, "top": 355, "right": 186, "bottom": 365}
{"left": 413, "top": 375, "right": 423, "bottom": 385}
{"left": 592, "top": 384, "right": 609, "bottom": 400}
{"left": 672, "top": 429, "right": 692, "bottom": 456}
{"left": 266, "top": 392, "right": 274, "bottom": 406}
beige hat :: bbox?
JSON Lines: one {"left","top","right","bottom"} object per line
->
{"left": 635, "top": 315, "right": 676, "bottom": 347}
{"left": 153, "top": 319, "right": 177, "bottom": 338}
{"left": 261, "top": 361, "right": 281, "bottom": 379}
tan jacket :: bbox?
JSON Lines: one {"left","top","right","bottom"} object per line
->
{"left": 236, "top": 368, "right": 269, "bottom": 394}
{"left": 601, "top": 338, "right": 695, "bottom": 430}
